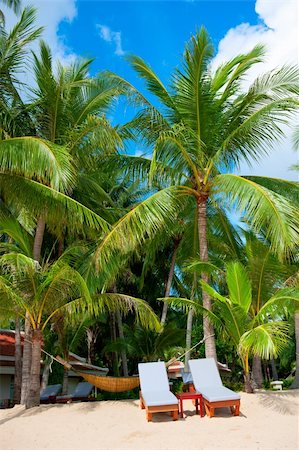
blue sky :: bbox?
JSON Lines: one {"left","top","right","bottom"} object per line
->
{"left": 59, "top": 0, "right": 257, "bottom": 83}
{"left": 3, "top": 0, "right": 299, "bottom": 179}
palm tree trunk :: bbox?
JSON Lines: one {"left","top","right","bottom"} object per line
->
{"left": 291, "top": 309, "right": 299, "bottom": 389}
{"left": 21, "top": 217, "right": 45, "bottom": 404}
{"left": 252, "top": 355, "right": 263, "bottom": 388}
{"left": 20, "top": 315, "right": 32, "bottom": 405}
{"left": 40, "top": 358, "right": 51, "bottom": 392}
{"left": 197, "top": 198, "right": 217, "bottom": 360}
{"left": 244, "top": 354, "right": 254, "bottom": 393}
{"left": 33, "top": 217, "right": 46, "bottom": 262}
{"left": 110, "top": 313, "right": 119, "bottom": 376}
{"left": 116, "top": 310, "right": 128, "bottom": 377}
{"left": 161, "top": 237, "right": 181, "bottom": 325}
{"left": 184, "top": 308, "right": 194, "bottom": 368}
{"left": 13, "top": 317, "right": 22, "bottom": 404}
{"left": 26, "top": 329, "right": 42, "bottom": 409}
{"left": 58, "top": 236, "right": 64, "bottom": 257}
{"left": 270, "top": 358, "right": 278, "bottom": 381}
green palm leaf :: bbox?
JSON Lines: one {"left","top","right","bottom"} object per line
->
{"left": 0, "top": 137, "right": 74, "bottom": 192}
{"left": 94, "top": 186, "right": 186, "bottom": 271}
{"left": 0, "top": 174, "right": 110, "bottom": 234}
{"left": 239, "top": 322, "right": 289, "bottom": 359}
{"left": 226, "top": 262, "right": 252, "bottom": 313}
{"left": 213, "top": 174, "right": 299, "bottom": 256}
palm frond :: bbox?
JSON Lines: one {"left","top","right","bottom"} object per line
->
{"left": 213, "top": 174, "right": 299, "bottom": 257}
{"left": 0, "top": 174, "right": 110, "bottom": 235}
{"left": 239, "top": 322, "right": 289, "bottom": 359}
{"left": 226, "top": 262, "right": 252, "bottom": 313}
{"left": 0, "top": 137, "right": 74, "bottom": 192}
{"left": 94, "top": 186, "right": 187, "bottom": 271}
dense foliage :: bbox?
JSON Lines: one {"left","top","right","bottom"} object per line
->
{"left": 0, "top": 6, "right": 298, "bottom": 408}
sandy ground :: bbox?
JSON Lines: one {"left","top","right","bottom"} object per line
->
{"left": 0, "top": 390, "right": 298, "bottom": 450}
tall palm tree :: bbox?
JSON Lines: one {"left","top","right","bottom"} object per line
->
{"left": 94, "top": 28, "right": 299, "bottom": 360}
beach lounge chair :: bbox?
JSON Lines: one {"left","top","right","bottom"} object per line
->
{"left": 40, "top": 384, "right": 62, "bottom": 403}
{"left": 189, "top": 358, "right": 240, "bottom": 418}
{"left": 55, "top": 382, "right": 94, "bottom": 403}
{"left": 138, "top": 361, "right": 179, "bottom": 422}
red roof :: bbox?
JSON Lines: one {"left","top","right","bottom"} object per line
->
{"left": 0, "top": 330, "right": 24, "bottom": 357}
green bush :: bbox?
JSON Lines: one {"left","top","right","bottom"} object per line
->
{"left": 223, "top": 380, "right": 244, "bottom": 392}
{"left": 95, "top": 387, "right": 139, "bottom": 401}
{"left": 282, "top": 378, "right": 294, "bottom": 389}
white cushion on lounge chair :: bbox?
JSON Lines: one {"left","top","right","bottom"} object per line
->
{"left": 200, "top": 386, "right": 240, "bottom": 402}
{"left": 189, "top": 358, "right": 222, "bottom": 388}
{"left": 142, "top": 390, "right": 178, "bottom": 407}
{"left": 189, "top": 358, "right": 240, "bottom": 401}
{"left": 138, "top": 362, "right": 178, "bottom": 407}
{"left": 138, "top": 361, "right": 170, "bottom": 392}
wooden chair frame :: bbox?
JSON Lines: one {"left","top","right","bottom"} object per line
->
{"left": 204, "top": 398, "right": 240, "bottom": 418}
{"left": 139, "top": 392, "right": 179, "bottom": 422}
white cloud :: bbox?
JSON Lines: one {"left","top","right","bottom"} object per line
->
{"left": 2, "top": 0, "right": 78, "bottom": 66}
{"left": 212, "top": 0, "right": 299, "bottom": 181}
{"left": 97, "top": 24, "right": 125, "bottom": 56}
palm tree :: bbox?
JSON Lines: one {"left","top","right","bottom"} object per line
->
{"left": 104, "top": 323, "right": 185, "bottom": 363}
{"left": 0, "top": 0, "right": 20, "bottom": 26}
{"left": 239, "top": 233, "right": 292, "bottom": 387}
{"left": 94, "top": 28, "right": 299, "bottom": 361}
{"left": 0, "top": 251, "right": 160, "bottom": 408}
{"left": 164, "top": 261, "right": 299, "bottom": 392}
{"left": 0, "top": 6, "right": 42, "bottom": 138}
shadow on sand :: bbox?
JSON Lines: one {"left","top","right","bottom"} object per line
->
{"left": 0, "top": 398, "right": 140, "bottom": 426}
{"left": 256, "top": 389, "right": 299, "bottom": 416}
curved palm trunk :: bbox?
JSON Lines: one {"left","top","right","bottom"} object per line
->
{"left": 13, "top": 317, "right": 22, "bottom": 404}
{"left": 26, "top": 329, "right": 42, "bottom": 409}
{"left": 252, "top": 355, "right": 263, "bottom": 388}
{"left": 197, "top": 198, "right": 217, "bottom": 360}
{"left": 161, "top": 237, "right": 181, "bottom": 325}
{"left": 21, "top": 217, "right": 45, "bottom": 404}
{"left": 291, "top": 309, "right": 299, "bottom": 389}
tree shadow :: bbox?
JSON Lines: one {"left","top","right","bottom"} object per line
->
{"left": 256, "top": 390, "right": 299, "bottom": 416}
{"left": 0, "top": 404, "right": 52, "bottom": 425}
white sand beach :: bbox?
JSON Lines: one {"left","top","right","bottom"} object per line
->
{"left": 0, "top": 390, "right": 298, "bottom": 450}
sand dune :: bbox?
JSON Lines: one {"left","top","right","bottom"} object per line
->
{"left": 0, "top": 390, "right": 298, "bottom": 450}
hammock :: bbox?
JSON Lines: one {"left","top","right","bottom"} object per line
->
{"left": 79, "top": 372, "right": 140, "bottom": 392}
{"left": 55, "top": 356, "right": 140, "bottom": 392}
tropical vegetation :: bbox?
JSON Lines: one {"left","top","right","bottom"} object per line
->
{"left": 0, "top": 5, "right": 298, "bottom": 409}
